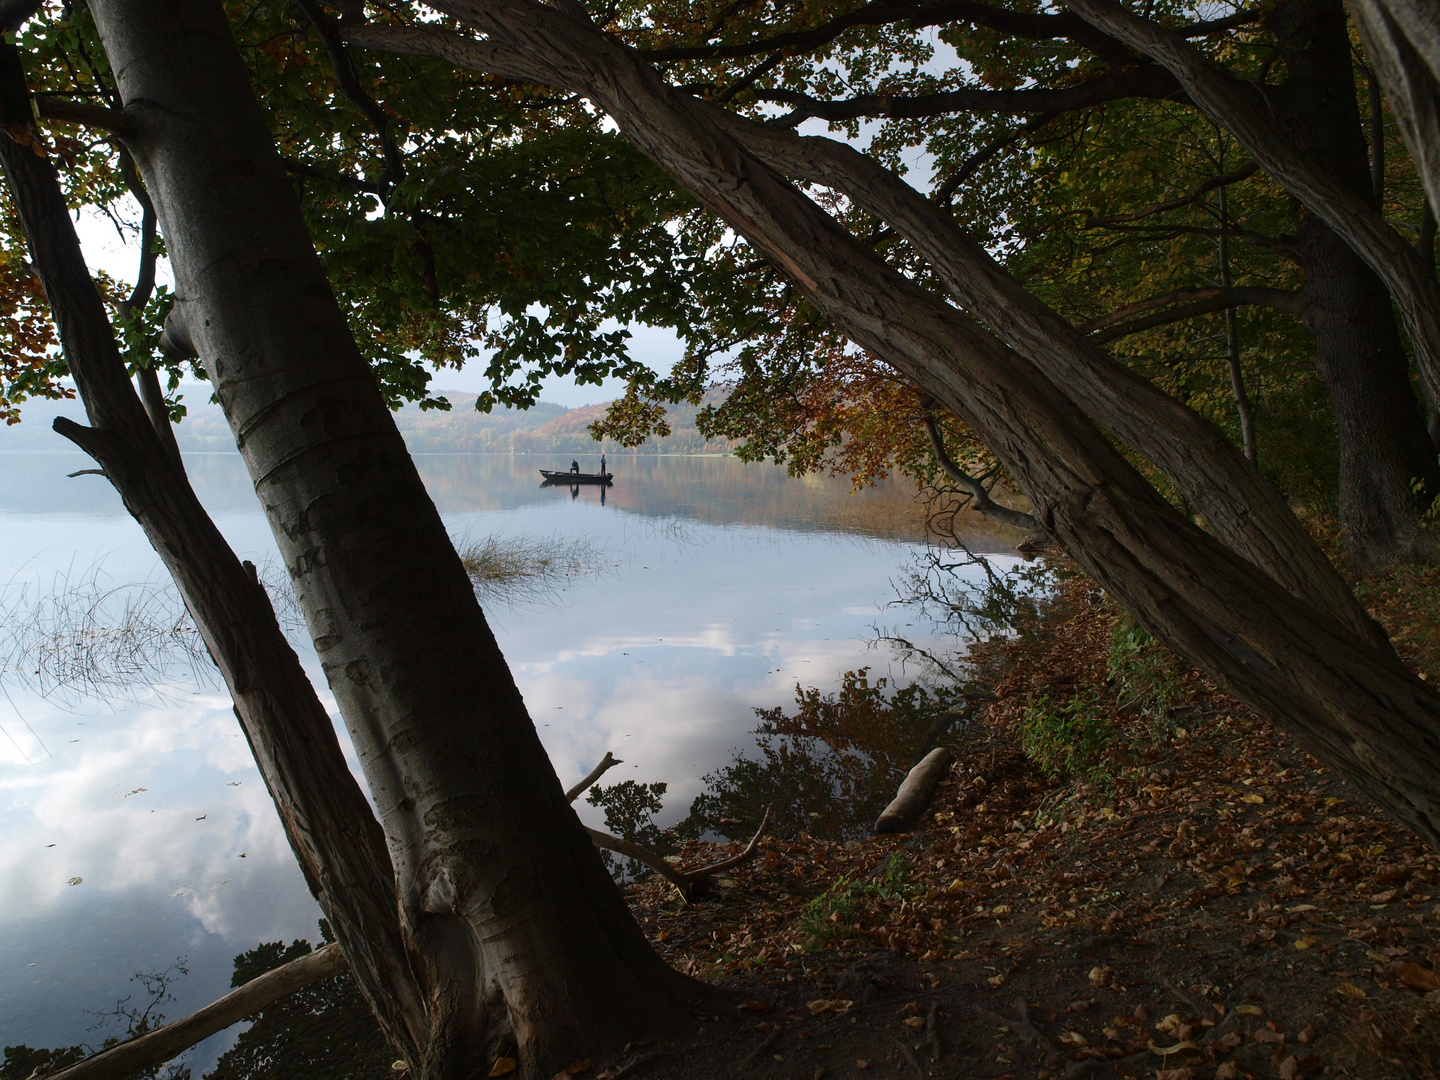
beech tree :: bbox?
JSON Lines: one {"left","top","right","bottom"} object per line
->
{"left": 7, "top": 0, "right": 1440, "bottom": 1076}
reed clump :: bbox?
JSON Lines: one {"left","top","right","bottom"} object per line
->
{"left": 456, "top": 534, "right": 606, "bottom": 603}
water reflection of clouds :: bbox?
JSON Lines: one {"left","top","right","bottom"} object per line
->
{"left": 0, "top": 451, "right": 994, "bottom": 1057}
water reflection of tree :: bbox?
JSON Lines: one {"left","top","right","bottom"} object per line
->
{"left": 205, "top": 927, "right": 393, "bottom": 1080}
{"left": 680, "top": 670, "right": 958, "bottom": 842}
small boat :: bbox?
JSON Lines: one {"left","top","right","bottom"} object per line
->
{"left": 539, "top": 469, "right": 613, "bottom": 485}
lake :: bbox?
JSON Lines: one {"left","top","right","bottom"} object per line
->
{"left": 0, "top": 448, "right": 1018, "bottom": 1073}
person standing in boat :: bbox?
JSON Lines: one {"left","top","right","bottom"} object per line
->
{"left": 571, "top": 459, "right": 579, "bottom": 474}
{"left": 600, "top": 452, "right": 607, "bottom": 477}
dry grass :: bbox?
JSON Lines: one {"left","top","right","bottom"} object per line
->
{"left": 456, "top": 533, "right": 608, "bottom": 604}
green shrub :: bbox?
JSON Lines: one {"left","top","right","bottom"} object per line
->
{"left": 1107, "top": 615, "right": 1186, "bottom": 741}
{"left": 1020, "top": 691, "right": 1113, "bottom": 782}
{"left": 796, "top": 853, "right": 919, "bottom": 952}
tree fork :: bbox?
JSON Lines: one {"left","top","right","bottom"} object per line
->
{"left": 0, "top": 37, "right": 426, "bottom": 1064}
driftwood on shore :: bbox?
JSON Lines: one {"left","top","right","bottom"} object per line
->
{"left": 43, "top": 944, "right": 346, "bottom": 1080}
{"left": 875, "top": 747, "right": 955, "bottom": 834}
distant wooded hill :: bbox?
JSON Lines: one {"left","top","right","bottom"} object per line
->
{"left": 0, "top": 390, "right": 738, "bottom": 455}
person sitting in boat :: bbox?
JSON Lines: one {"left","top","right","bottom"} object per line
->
{"left": 570, "top": 459, "right": 580, "bottom": 474}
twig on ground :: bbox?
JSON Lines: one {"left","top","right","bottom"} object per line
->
{"left": 737, "top": 1027, "right": 782, "bottom": 1071}
{"left": 896, "top": 1040, "right": 926, "bottom": 1078}
{"left": 923, "top": 1002, "right": 942, "bottom": 1062}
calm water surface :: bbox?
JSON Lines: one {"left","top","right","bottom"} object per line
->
{"left": 0, "top": 449, "right": 1012, "bottom": 1070}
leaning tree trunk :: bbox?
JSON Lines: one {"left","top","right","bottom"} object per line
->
{"left": 346, "top": 0, "right": 1440, "bottom": 848}
{"left": 0, "top": 39, "right": 425, "bottom": 1065}
{"left": 1348, "top": 0, "right": 1440, "bottom": 220}
{"left": 84, "top": 2, "right": 700, "bottom": 1077}
{"left": 1272, "top": 0, "right": 1440, "bottom": 571}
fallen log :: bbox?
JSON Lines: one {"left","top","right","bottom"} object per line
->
{"left": 45, "top": 944, "right": 345, "bottom": 1080}
{"left": 875, "top": 747, "right": 955, "bottom": 834}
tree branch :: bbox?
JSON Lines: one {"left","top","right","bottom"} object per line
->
{"left": 293, "top": 0, "right": 405, "bottom": 199}
{"left": 46, "top": 945, "right": 345, "bottom": 1080}
{"left": 922, "top": 407, "right": 1039, "bottom": 532}
{"left": 759, "top": 68, "right": 1178, "bottom": 123}
{"left": 935, "top": 112, "right": 1057, "bottom": 207}
{"left": 636, "top": 0, "right": 1251, "bottom": 64}
{"left": 1080, "top": 285, "right": 1301, "bottom": 342}
{"left": 566, "top": 750, "right": 623, "bottom": 802}
{"left": 1084, "top": 160, "right": 1258, "bottom": 225}
{"left": 34, "top": 94, "right": 132, "bottom": 136}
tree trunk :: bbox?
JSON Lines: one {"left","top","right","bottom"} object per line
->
{"left": 85, "top": 3, "right": 699, "bottom": 1075}
{"left": 1347, "top": 0, "right": 1440, "bottom": 220}
{"left": 0, "top": 38, "right": 426, "bottom": 1064}
{"left": 348, "top": 1, "right": 1440, "bottom": 852}
{"left": 1272, "top": 0, "right": 1440, "bottom": 571}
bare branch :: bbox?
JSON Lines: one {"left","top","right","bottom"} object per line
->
{"left": 635, "top": 0, "right": 1253, "bottom": 64}
{"left": 922, "top": 407, "right": 1039, "bottom": 532}
{"left": 566, "top": 750, "right": 624, "bottom": 802}
{"left": 587, "top": 807, "right": 772, "bottom": 898}
{"left": 48, "top": 945, "right": 345, "bottom": 1080}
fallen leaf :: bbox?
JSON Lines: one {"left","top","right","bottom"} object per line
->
{"left": 1372, "top": 889, "right": 1400, "bottom": 904}
{"left": 389, "top": 1063, "right": 407, "bottom": 1074}
{"left": 1398, "top": 963, "right": 1440, "bottom": 993}
{"left": 1149, "top": 1041, "right": 1199, "bottom": 1056}
{"left": 1254, "top": 1029, "right": 1285, "bottom": 1046}
{"left": 1279, "top": 1055, "right": 1299, "bottom": 1080}
{"left": 1286, "top": 904, "right": 1318, "bottom": 913}
{"left": 488, "top": 1059, "right": 516, "bottom": 1077}
{"left": 1155, "top": 1069, "right": 1194, "bottom": 1080}
{"left": 855, "top": 1061, "right": 869, "bottom": 1071}
{"left": 1089, "top": 964, "right": 1113, "bottom": 988}
{"left": 1294, "top": 938, "right": 1317, "bottom": 950}
{"left": 903, "top": 1017, "right": 925, "bottom": 1030}
{"left": 1154, "top": 1014, "right": 1182, "bottom": 1033}
{"left": 563, "top": 1058, "right": 595, "bottom": 1076}
{"left": 1058, "top": 1031, "right": 1088, "bottom": 1047}
{"left": 1333, "top": 982, "right": 1368, "bottom": 1001}
{"left": 1215, "top": 1063, "right": 1238, "bottom": 1080}
{"left": 1297, "top": 1024, "right": 1315, "bottom": 1045}
{"left": 1219, "top": 1033, "right": 1243, "bottom": 1050}
{"left": 738, "top": 1000, "right": 772, "bottom": 1013}
{"left": 987, "top": 973, "right": 1007, "bottom": 988}
{"left": 1234, "top": 1005, "right": 1265, "bottom": 1016}
{"left": 1242, "top": 794, "right": 1265, "bottom": 804}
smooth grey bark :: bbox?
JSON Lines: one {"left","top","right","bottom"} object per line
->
{"left": 345, "top": 0, "right": 1440, "bottom": 851}
{"left": 85, "top": 3, "right": 699, "bottom": 1075}
{"left": 0, "top": 38, "right": 425, "bottom": 1064}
